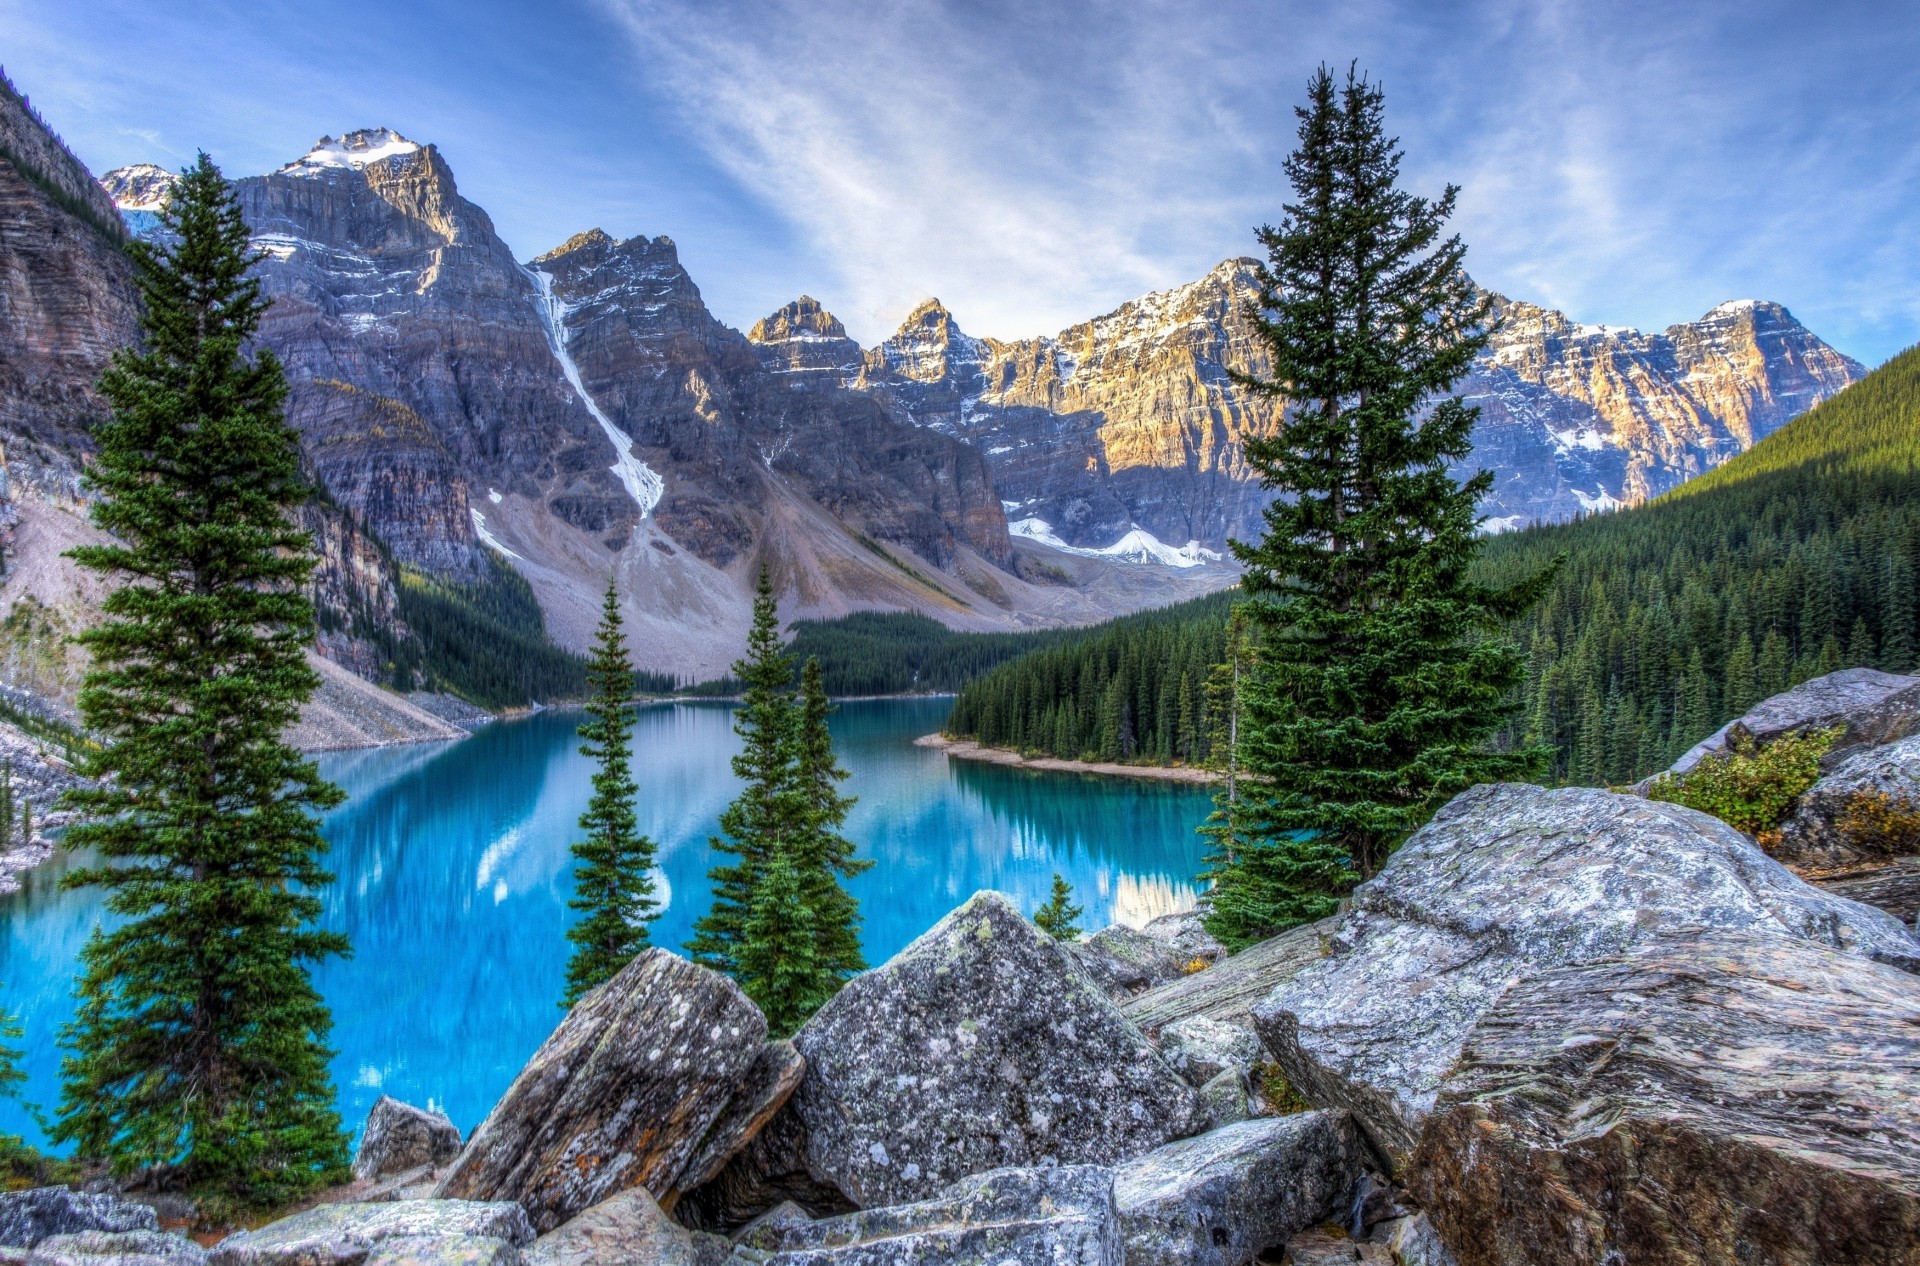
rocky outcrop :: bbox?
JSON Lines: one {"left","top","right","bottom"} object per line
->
{"left": 730, "top": 1165, "right": 1122, "bottom": 1265}
{"left": 790, "top": 891, "right": 1202, "bottom": 1208}
{"left": 748, "top": 298, "right": 863, "bottom": 379}
{"left": 207, "top": 1202, "right": 533, "bottom": 1266}
{"left": 1666, "top": 667, "right": 1920, "bottom": 778}
{"left": 1157, "top": 1015, "right": 1265, "bottom": 1088}
{"left": 26, "top": 1231, "right": 206, "bottom": 1266}
{"left": 353, "top": 1096, "right": 463, "bottom": 1181}
{"left": 1251, "top": 782, "right": 1920, "bottom": 1169}
{"left": 1410, "top": 931, "right": 1920, "bottom": 1266}
{"left": 1818, "top": 857, "right": 1920, "bottom": 925}
{"left": 1121, "top": 918, "right": 1332, "bottom": 1037}
{"left": 1071, "top": 923, "right": 1191, "bottom": 999}
{"left": 520, "top": 1190, "right": 725, "bottom": 1266}
{"left": 1775, "top": 732, "right": 1920, "bottom": 869}
{"left": 434, "top": 949, "right": 769, "bottom": 1231}
{"left": 1112, "top": 1113, "right": 1362, "bottom": 1266}
{"left": 0, "top": 1191, "right": 157, "bottom": 1250}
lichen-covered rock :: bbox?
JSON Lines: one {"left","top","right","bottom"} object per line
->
{"left": 1071, "top": 924, "right": 1188, "bottom": 1000}
{"left": 0, "top": 1192, "right": 158, "bottom": 1250}
{"left": 27, "top": 1232, "right": 205, "bottom": 1266}
{"left": 1664, "top": 667, "right": 1920, "bottom": 778}
{"left": 520, "top": 1190, "right": 726, "bottom": 1266}
{"left": 1136, "top": 910, "right": 1226, "bottom": 970}
{"left": 791, "top": 891, "right": 1202, "bottom": 1207}
{"left": 434, "top": 949, "right": 767, "bottom": 1231}
{"left": 1158, "top": 1016, "right": 1264, "bottom": 1087}
{"left": 1816, "top": 857, "right": 1920, "bottom": 925}
{"left": 354, "top": 1096, "right": 463, "bottom": 1181}
{"left": 1776, "top": 732, "right": 1920, "bottom": 869}
{"left": 1278, "top": 1230, "right": 1389, "bottom": 1265}
{"left": 731, "top": 1165, "right": 1121, "bottom": 1265}
{"left": 1377, "top": 1215, "right": 1456, "bottom": 1266}
{"left": 1121, "top": 919, "right": 1333, "bottom": 1038}
{"left": 1113, "top": 1113, "right": 1360, "bottom": 1266}
{"left": 1252, "top": 783, "right": 1920, "bottom": 1169}
{"left": 1195, "top": 1070, "right": 1250, "bottom": 1131}
{"left": 208, "top": 1202, "right": 533, "bottom": 1266}
{"left": 354, "top": 1240, "right": 516, "bottom": 1266}
{"left": 1410, "top": 931, "right": 1920, "bottom": 1266}
{"left": 676, "top": 1041, "right": 805, "bottom": 1194}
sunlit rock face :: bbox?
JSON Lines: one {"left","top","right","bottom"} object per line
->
{"left": 846, "top": 262, "right": 1864, "bottom": 550}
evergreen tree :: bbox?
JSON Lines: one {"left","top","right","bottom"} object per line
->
{"left": 562, "top": 580, "right": 658, "bottom": 1008}
{"left": 790, "top": 657, "right": 870, "bottom": 985}
{"left": 0, "top": 987, "right": 22, "bottom": 1105}
{"left": 1031, "top": 873, "right": 1084, "bottom": 941}
{"left": 52, "top": 154, "right": 349, "bottom": 1205}
{"left": 733, "top": 839, "right": 823, "bottom": 1037}
{"left": 1214, "top": 66, "right": 1549, "bottom": 940}
{"left": 689, "top": 567, "right": 798, "bottom": 976}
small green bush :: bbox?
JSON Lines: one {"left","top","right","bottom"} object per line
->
{"left": 1646, "top": 724, "right": 1839, "bottom": 836}
{"left": 1837, "top": 791, "right": 1920, "bottom": 858}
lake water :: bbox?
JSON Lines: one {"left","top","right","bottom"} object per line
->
{"left": 0, "top": 698, "right": 1213, "bottom": 1149}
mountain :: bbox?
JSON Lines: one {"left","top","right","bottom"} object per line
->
{"left": 797, "top": 262, "right": 1864, "bottom": 551}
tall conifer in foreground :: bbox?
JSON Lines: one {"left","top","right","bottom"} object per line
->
{"left": 52, "top": 155, "right": 350, "bottom": 1204}
{"left": 562, "top": 581, "right": 658, "bottom": 1008}
{"left": 689, "top": 568, "right": 798, "bottom": 977}
{"left": 1208, "top": 67, "right": 1550, "bottom": 946}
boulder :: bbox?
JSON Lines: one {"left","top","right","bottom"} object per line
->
{"left": 1278, "top": 1231, "right": 1389, "bottom": 1265}
{"left": 1136, "top": 909, "right": 1226, "bottom": 969}
{"left": 1158, "top": 1015, "right": 1264, "bottom": 1087}
{"left": 1195, "top": 1070, "right": 1250, "bottom": 1131}
{"left": 434, "top": 949, "right": 768, "bottom": 1231}
{"left": 791, "top": 891, "right": 1202, "bottom": 1207}
{"left": 1816, "top": 856, "right": 1920, "bottom": 924}
{"left": 520, "top": 1190, "right": 726, "bottom": 1266}
{"left": 27, "top": 1233, "right": 205, "bottom": 1266}
{"left": 1373, "top": 1216, "right": 1456, "bottom": 1266}
{"left": 730, "top": 1165, "right": 1121, "bottom": 1264}
{"left": 1663, "top": 666, "right": 1920, "bottom": 778}
{"left": 354, "top": 1241, "right": 516, "bottom": 1266}
{"left": 672, "top": 1106, "right": 853, "bottom": 1235}
{"left": 676, "top": 1041, "right": 805, "bottom": 1194}
{"left": 0, "top": 1194, "right": 158, "bottom": 1250}
{"left": 1409, "top": 931, "right": 1920, "bottom": 1266}
{"left": 354, "top": 1097, "right": 463, "bottom": 1182}
{"left": 1072, "top": 924, "right": 1187, "bottom": 999}
{"left": 1251, "top": 783, "right": 1920, "bottom": 1169}
{"left": 1113, "top": 1113, "right": 1362, "bottom": 1266}
{"left": 1775, "top": 732, "right": 1920, "bottom": 869}
{"left": 1121, "top": 919, "right": 1333, "bottom": 1037}
{"left": 208, "top": 1202, "right": 534, "bottom": 1266}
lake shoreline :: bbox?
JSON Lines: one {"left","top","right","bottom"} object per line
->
{"left": 915, "top": 733, "right": 1220, "bottom": 785}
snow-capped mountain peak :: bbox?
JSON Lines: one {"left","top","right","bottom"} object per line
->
{"left": 99, "top": 162, "right": 177, "bottom": 211}
{"left": 281, "top": 128, "right": 422, "bottom": 177}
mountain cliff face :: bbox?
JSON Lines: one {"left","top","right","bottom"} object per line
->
{"left": 829, "top": 261, "right": 1864, "bottom": 549}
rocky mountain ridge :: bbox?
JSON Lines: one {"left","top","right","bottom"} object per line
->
{"left": 763, "top": 259, "right": 1864, "bottom": 552}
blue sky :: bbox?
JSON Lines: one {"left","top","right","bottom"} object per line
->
{"left": 5, "top": 0, "right": 1916, "bottom": 362}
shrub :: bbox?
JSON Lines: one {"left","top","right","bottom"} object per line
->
{"left": 1253, "top": 1061, "right": 1309, "bottom": 1116}
{"left": 1836, "top": 791, "right": 1920, "bottom": 858}
{"left": 1645, "top": 724, "right": 1839, "bottom": 836}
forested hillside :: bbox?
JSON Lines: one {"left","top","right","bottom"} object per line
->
{"left": 946, "top": 346, "right": 1920, "bottom": 780}
{"left": 942, "top": 590, "right": 1238, "bottom": 764}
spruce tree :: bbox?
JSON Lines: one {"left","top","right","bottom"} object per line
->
{"left": 790, "top": 656, "right": 869, "bottom": 986}
{"left": 689, "top": 567, "right": 798, "bottom": 977}
{"left": 52, "top": 154, "right": 350, "bottom": 1205}
{"left": 1031, "top": 873, "right": 1083, "bottom": 941}
{"left": 1213, "top": 67, "right": 1550, "bottom": 942}
{"left": 562, "top": 580, "right": 658, "bottom": 1008}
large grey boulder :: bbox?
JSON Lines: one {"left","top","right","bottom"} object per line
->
{"left": 791, "top": 891, "right": 1202, "bottom": 1207}
{"left": 1410, "top": 931, "right": 1920, "bottom": 1266}
{"left": 520, "top": 1190, "right": 726, "bottom": 1266}
{"left": 1817, "top": 856, "right": 1920, "bottom": 925}
{"left": 1136, "top": 909, "right": 1226, "bottom": 968}
{"left": 435, "top": 949, "right": 768, "bottom": 1231}
{"left": 27, "top": 1232, "right": 205, "bottom": 1266}
{"left": 354, "top": 1097, "right": 463, "bottom": 1181}
{"left": 208, "top": 1201, "right": 533, "bottom": 1266}
{"left": 354, "top": 1241, "right": 517, "bottom": 1266}
{"left": 1252, "top": 783, "right": 1920, "bottom": 1169}
{"left": 730, "top": 1165, "right": 1121, "bottom": 1265}
{"left": 1776, "top": 732, "right": 1920, "bottom": 869}
{"left": 672, "top": 1107, "right": 853, "bottom": 1235}
{"left": 676, "top": 1041, "right": 805, "bottom": 1195}
{"left": 1071, "top": 924, "right": 1188, "bottom": 999}
{"left": 1663, "top": 666, "right": 1920, "bottom": 778}
{"left": 1121, "top": 919, "right": 1333, "bottom": 1038}
{"left": 1113, "top": 1113, "right": 1361, "bottom": 1266}
{"left": 0, "top": 1192, "right": 158, "bottom": 1250}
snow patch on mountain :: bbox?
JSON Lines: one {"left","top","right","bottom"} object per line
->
{"left": 281, "top": 129, "right": 421, "bottom": 177}
{"left": 469, "top": 508, "right": 522, "bottom": 560}
{"left": 1010, "top": 517, "right": 1222, "bottom": 568}
{"left": 526, "top": 265, "right": 665, "bottom": 517}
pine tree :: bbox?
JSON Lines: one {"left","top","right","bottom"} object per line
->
{"left": 0, "top": 986, "right": 22, "bottom": 1105}
{"left": 1031, "top": 873, "right": 1084, "bottom": 941}
{"left": 52, "top": 155, "right": 349, "bottom": 1205}
{"left": 562, "top": 580, "right": 658, "bottom": 1008}
{"left": 733, "top": 839, "right": 823, "bottom": 1037}
{"left": 790, "top": 657, "right": 870, "bottom": 987}
{"left": 689, "top": 567, "right": 798, "bottom": 977}
{"left": 1215, "top": 66, "right": 1550, "bottom": 936}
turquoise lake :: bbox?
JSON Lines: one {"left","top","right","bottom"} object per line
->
{"left": 0, "top": 698, "right": 1212, "bottom": 1149}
